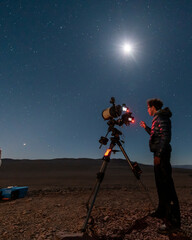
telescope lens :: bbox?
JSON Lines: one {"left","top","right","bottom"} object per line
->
{"left": 102, "top": 108, "right": 111, "bottom": 120}
{"left": 102, "top": 105, "right": 122, "bottom": 120}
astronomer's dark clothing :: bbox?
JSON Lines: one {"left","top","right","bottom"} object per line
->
{"left": 145, "top": 107, "right": 172, "bottom": 157}
{"left": 154, "top": 150, "right": 180, "bottom": 227}
{"left": 145, "top": 108, "right": 181, "bottom": 227}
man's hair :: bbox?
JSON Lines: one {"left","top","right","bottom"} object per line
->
{"left": 147, "top": 98, "right": 163, "bottom": 110}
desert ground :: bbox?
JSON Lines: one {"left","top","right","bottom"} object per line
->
{"left": 0, "top": 158, "right": 191, "bottom": 240}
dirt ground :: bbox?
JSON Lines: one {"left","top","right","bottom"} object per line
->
{"left": 0, "top": 159, "right": 191, "bottom": 240}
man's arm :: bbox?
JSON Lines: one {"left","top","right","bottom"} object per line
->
{"left": 140, "top": 121, "right": 151, "bottom": 135}
{"left": 145, "top": 126, "right": 151, "bottom": 135}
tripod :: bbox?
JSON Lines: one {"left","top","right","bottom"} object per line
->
{"left": 82, "top": 127, "right": 143, "bottom": 233}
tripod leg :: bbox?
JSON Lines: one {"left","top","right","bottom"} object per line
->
{"left": 82, "top": 157, "right": 110, "bottom": 232}
{"left": 117, "top": 142, "right": 134, "bottom": 170}
{"left": 117, "top": 141, "right": 155, "bottom": 208}
{"left": 118, "top": 141, "right": 142, "bottom": 179}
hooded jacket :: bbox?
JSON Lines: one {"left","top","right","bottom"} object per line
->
{"left": 145, "top": 107, "right": 172, "bottom": 157}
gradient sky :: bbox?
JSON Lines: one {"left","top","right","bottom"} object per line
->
{"left": 0, "top": 0, "right": 191, "bottom": 165}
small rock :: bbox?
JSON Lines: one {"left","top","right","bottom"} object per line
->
{"left": 56, "top": 204, "right": 61, "bottom": 207}
{"left": 104, "top": 216, "right": 109, "bottom": 221}
{"left": 55, "top": 231, "right": 84, "bottom": 239}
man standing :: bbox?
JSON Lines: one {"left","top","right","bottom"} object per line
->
{"left": 140, "top": 98, "right": 181, "bottom": 234}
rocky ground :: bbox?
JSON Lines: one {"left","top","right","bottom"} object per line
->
{"left": 0, "top": 159, "right": 191, "bottom": 239}
{"left": 0, "top": 186, "right": 191, "bottom": 240}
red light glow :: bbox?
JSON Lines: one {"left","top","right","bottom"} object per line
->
{"left": 104, "top": 149, "right": 112, "bottom": 157}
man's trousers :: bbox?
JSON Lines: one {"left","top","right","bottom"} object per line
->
{"left": 154, "top": 150, "right": 181, "bottom": 227}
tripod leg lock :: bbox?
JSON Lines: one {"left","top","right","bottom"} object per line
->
{"left": 102, "top": 156, "right": 110, "bottom": 162}
{"left": 132, "top": 162, "right": 142, "bottom": 180}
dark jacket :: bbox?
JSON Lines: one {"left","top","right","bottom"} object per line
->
{"left": 145, "top": 107, "right": 172, "bottom": 157}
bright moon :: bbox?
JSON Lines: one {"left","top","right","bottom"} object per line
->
{"left": 122, "top": 43, "right": 133, "bottom": 54}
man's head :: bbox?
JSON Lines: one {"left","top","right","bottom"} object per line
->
{"left": 147, "top": 98, "right": 163, "bottom": 116}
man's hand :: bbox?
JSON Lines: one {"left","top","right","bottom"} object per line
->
{"left": 154, "top": 156, "right": 161, "bottom": 165}
{"left": 140, "top": 121, "right": 146, "bottom": 129}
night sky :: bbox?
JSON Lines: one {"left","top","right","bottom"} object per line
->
{"left": 0, "top": 1, "right": 191, "bottom": 165}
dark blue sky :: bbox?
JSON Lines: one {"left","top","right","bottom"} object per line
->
{"left": 0, "top": 1, "right": 191, "bottom": 164}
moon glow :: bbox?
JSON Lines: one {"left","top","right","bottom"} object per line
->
{"left": 122, "top": 43, "right": 133, "bottom": 55}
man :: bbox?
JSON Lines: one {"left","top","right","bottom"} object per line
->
{"left": 140, "top": 98, "right": 181, "bottom": 235}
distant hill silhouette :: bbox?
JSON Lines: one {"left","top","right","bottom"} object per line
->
{"left": 0, "top": 158, "right": 191, "bottom": 190}
{"left": 2, "top": 158, "right": 192, "bottom": 169}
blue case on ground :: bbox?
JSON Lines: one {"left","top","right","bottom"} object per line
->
{"left": 0, "top": 186, "right": 28, "bottom": 200}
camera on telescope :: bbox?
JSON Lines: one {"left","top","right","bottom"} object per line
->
{"left": 102, "top": 97, "right": 134, "bottom": 126}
